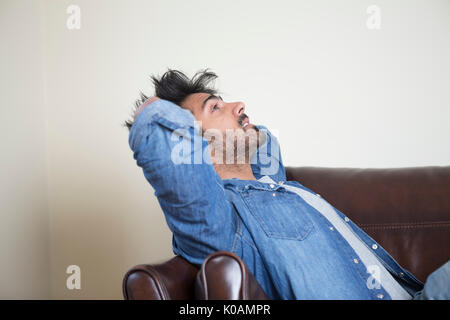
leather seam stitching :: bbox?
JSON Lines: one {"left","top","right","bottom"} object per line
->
{"left": 360, "top": 222, "right": 450, "bottom": 230}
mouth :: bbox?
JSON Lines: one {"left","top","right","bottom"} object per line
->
{"left": 242, "top": 117, "right": 250, "bottom": 129}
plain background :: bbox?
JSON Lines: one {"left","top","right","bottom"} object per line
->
{"left": 0, "top": 0, "right": 449, "bottom": 299}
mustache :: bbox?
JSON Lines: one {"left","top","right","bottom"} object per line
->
{"left": 237, "top": 113, "right": 259, "bottom": 132}
{"left": 237, "top": 113, "right": 248, "bottom": 126}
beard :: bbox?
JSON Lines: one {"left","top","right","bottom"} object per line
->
{"left": 205, "top": 126, "right": 265, "bottom": 165}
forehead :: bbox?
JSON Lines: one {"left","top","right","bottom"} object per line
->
{"left": 181, "top": 93, "right": 210, "bottom": 114}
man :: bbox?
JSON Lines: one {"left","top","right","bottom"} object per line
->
{"left": 125, "top": 68, "right": 449, "bottom": 300}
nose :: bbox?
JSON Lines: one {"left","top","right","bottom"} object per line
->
{"left": 232, "top": 101, "right": 245, "bottom": 118}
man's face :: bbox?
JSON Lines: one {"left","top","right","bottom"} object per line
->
{"left": 180, "top": 92, "right": 262, "bottom": 164}
{"left": 180, "top": 92, "right": 254, "bottom": 133}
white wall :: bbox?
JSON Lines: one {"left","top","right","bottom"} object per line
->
{"left": 0, "top": 0, "right": 50, "bottom": 299}
{"left": 1, "top": 0, "right": 449, "bottom": 299}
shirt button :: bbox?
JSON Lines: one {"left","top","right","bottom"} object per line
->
{"left": 316, "top": 193, "right": 321, "bottom": 197}
{"left": 270, "top": 184, "right": 275, "bottom": 188}
{"left": 399, "top": 272, "right": 405, "bottom": 277}
{"left": 278, "top": 181, "right": 284, "bottom": 185}
{"left": 372, "top": 244, "right": 378, "bottom": 250}
{"left": 329, "top": 227, "right": 334, "bottom": 231}
{"left": 353, "top": 258, "right": 359, "bottom": 264}
{"left": 344, "top": 217, "right": 350, "bottom": 222}
{"left": 272, "top": 193, "right": 276, "bottom": 197}
{"left": 377, "top": 294, "right": 384, "bottom": 299}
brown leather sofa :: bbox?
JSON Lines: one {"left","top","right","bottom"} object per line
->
{"left": 123, "top": 166, "right": 450, "bottom": 300}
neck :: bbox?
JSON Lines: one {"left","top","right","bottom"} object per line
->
{"left": 213, "top": 163, "right": 256, "bottom": 181}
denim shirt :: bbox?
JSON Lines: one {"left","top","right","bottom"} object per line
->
{"left": 129, "top": 99, "right": 424, "bottom": 300}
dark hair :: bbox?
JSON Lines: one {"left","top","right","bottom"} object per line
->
{"left": 123, "top": 68, "right": 220, "bottom": 130}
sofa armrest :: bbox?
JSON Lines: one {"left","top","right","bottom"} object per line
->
{"left": 195, "top": 251, "right": 269, "bottom": 300}
{"left": 123, "top": 256, "right": 199, "bottom": 300}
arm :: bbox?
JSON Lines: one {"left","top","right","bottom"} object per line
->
{"left": 129, "top": 99, "right": 237, "bottom": 265}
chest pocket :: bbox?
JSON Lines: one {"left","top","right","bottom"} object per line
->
{"left": 242, "top": 187, "right": 314, "bottom": 240}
